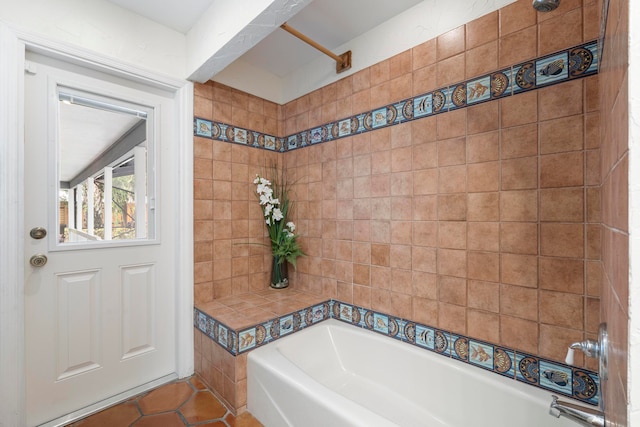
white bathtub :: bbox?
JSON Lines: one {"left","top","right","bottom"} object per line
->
{"left": 247, "top": 319, "right": 584, "bottom": 427}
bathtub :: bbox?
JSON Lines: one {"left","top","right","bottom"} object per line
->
{"left": 247, "top": 319, "right": 584, "bottom": 427}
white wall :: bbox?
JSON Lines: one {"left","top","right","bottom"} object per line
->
{"left": 629, "top": 0, "right": 640, "bottom": 423}
{"left": 0, "top": 0, "right": 187, "bottom": 79}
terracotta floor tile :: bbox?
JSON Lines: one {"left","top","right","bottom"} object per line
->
{"left": 138, "top": 382, "right": 194, "bottom": 414}
{"left": 196, "top": 422, "right": 227, "bottom": 427}
{"left": 132, "top": 412, "right": 186, "bottom": 426}
{"left": 74, "top": 402, "right": 140, "bottom": 427}
{"left": 225, "top": 412, "right": 264, "bottom": 427}
{"left": 179, "top": 391, "right": 227, "bottom": 423}
{"left": 190, "top": 376, "right": 207, "bottom": 390}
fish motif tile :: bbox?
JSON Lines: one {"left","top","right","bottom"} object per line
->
{"left": 466, "top": 76, "right": 491, "bottom": 104}
{"left": 287, "top": 135, "right": 298, "bottom": 150}
{"left": 539, "top": 361, "right": 573, "bottom": 394}
{"left": 218, "top": 324, "right": 228, "bottom": 349}
{"left": 238, "top": 328, "right": 256, "bottom": 352}
{"left": 371, "top": 107, "right": 387, "bottom": 128}
{"left": 195, "top": 118, "right": 212, "bottom": 137}
{"left": 536, "top": 52, "right": 569, "bottom": 86}
{"left": 372, "top": 312, "right": 389, "bottom": 334}
{"left": 338, "top": 119, "right": 351, "bottom": 137}
{"left": 415, "top": 324, "right": 435, "bottom": 350}
{"left": 339, "top": 303, "right": 353, "bottom": 322}
{"left": 280, "top": 315, "right": 294, "bottom": 336}
{"left": 413, "top": 94, "right": 433, "bottom": 118}
{"left": 468, "top": 340, "right": 494, "bottom": 369}
{"left": 264, "top": 135, "right": 276, "bottom": 150}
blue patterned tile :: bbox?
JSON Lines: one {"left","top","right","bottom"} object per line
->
{"left": 372, "top": 107, "right": 387, "bottom": 128}
{"left": 219, "top": 124, "right": 230, "bottom": 141}
{"left": 400, "top": 99, "right": 414, "bottom": 121}
{"left": 354, "top": 113, "right": 367, "bottom": 133}
{"left": 415, "top": 324, "right": 435, "bottom": 350}
{"left": 197, "top": 311, "right": 207, "bottom": 331}
{"left": 450, "top": 83, "right": 467, "bottom": 109}
{"left": 413, "top": 94, "right": 433, "bottom": 118}
{"left": 218, "top": 324, "right": 229, "bottom": 349}
{"left": 310, "top": 127, "right": 324, "bottom": 144}
{"left": 466, "top": 76, "right": 491, "bottom": 104}
{"left": 432, "top": 89, "right": 447, "bottom": 114}
{"left": 570, "top": 42, "right": 598, "bottom": 77}
{"left": 435, "top": 330, "right": 450, "bottom": 355}
{"left": 539, "top": 360, "right": 573, "bottom": 395}
{"left": 572, "top": 369, "right": 599, "bottom": 405}
{"left": 513, "top": 61, "right": 536, "bottom": 94}
{"left": 264, "top": 135, "right": 276, "bottom": 150}
{"left": 402, "top": 321, "right": 416, "bottom": 344}
{"left": 469, "top": 340, "right": 494, "bottom": 369}
{"left": 238, "top": 328, "right": 256, "bottom": 353}
{"left": 388, "top": 316, "right": 401, "bottom": 339}
{"left": 338, "top": 302, "right": 353, "bottom": 322}
{"left": 195, "top": 118, "right": 212, "bottom": 137}
{"left": 443, "top": 86, "right": 456, "bottom": 111}
{"left": 494, "top": 347, "right": 515, "bottom": 378}
{"left": 233, "top": 128, "right": 248, "bottom": 144}
{"left": 516, "top": 353, "right": 539, "bottom": 385}
{"left": 279, "top": 314, "right": 295, "bottom": 336}
{"left": 287, "top": 135, "right": 298, "bottom": 150}
{"left": 372, "top": 312, "right": 389, "bottom": 334}
{"left": 536, "top": 52, "right": 569, "bottom": 86}
{"left": 338, "top": 118, "right": 352, "bottom": 137}
{"left": 491, "top": 68, "right": 512, "bottom": 98}
{"left": 451, "top": 334, "right": 469, "bottom": 361}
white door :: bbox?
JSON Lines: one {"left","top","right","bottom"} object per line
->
{"left": 24, "top": 52, "right": 178, "bottom": 426}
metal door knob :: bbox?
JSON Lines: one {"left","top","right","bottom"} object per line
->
{"left": 30, "top": 227, "right": 47, "bottom": 239}
{"left": 29, "top": 254, "right": 48, "bottom": 267}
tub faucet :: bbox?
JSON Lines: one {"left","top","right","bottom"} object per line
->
{"left": 549, "top": 395, "right": 604, "bottom": 427}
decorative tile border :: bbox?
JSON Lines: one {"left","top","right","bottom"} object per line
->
{"left": 195, "top": 40, "right": 598, "bottom": 151}
{"left": 194, "top": 298, "right": 600, "bottom": 406}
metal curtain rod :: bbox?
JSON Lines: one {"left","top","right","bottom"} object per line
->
{"left": 280, "top": 22, "right": 352, "bottom": 73}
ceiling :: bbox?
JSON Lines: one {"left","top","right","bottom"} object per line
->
{"left": 107, "top": 0, "right": 423, "bottom": 79}
{"left": 59, "top": 101, "right": 141, "bottom": 184}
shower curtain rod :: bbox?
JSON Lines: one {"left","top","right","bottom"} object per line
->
{"left": 280, "top": 23, "right": 352, "bottom": 73}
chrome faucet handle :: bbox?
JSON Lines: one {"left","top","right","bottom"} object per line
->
{"left": 549, "top": 395, "right": 561, "bottom": 418}
{"left": 567, "top": 323, "right": 608, "bottom": 381}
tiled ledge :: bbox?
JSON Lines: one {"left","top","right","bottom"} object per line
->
{"left": 194, "top": 298, "right": 600, "bottom": 407}
{"left": 194, "top": 40, "right": 598, "bottom": 152}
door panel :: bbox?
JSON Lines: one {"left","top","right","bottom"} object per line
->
{"left": 24, "top": 52, "right": 177, "bottom": 426}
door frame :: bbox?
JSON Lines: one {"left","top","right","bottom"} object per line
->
{"left": 0, "top": 22, "right": 194, "bottom": 426}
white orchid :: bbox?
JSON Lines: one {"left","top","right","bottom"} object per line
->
{"left": 253, "top": 170, "right": 305, "bottom": 274}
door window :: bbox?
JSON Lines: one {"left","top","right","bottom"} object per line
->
{"left": 56, "top": 88, "right": 156, "bottom": 247}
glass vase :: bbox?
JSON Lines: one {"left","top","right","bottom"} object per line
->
{"left": 270, "top": 255, "right": 289, "bottom": 289}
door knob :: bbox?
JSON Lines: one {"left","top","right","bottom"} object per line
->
{"left": 29, "top": 254, "right": 48, "bottom": 267}
{"left": 30, "top": 227, "right": 47, "bottom": 239}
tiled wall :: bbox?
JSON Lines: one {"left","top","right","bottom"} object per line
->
{"left": 193, "top": 0, "right": 605, "bottom": 412}
{"left": 194, "top": 83, "right": 284, "bottom": 304}
{"left": 599, "top": 0, "right": 629, "bottom": 423}
{"left": 283, "top": 0, "right": 601, "bottom": 369}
